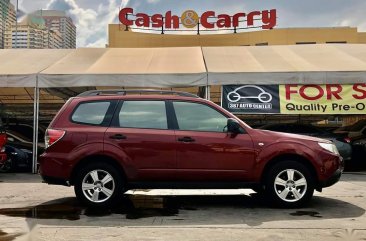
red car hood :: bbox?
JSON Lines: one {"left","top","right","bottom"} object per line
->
{"left": 254, "top": 129, "right": 331, "bottom": 144}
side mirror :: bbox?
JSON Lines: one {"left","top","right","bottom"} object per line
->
{"left": 227, "top": 118, "right": 241, "bottom": 134}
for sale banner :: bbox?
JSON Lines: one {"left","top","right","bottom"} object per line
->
{"left": 222, "top": 84, "right": 366, "bottom": 114}
{"left": 280, "top": 84, "right": 366, "bottom": 114}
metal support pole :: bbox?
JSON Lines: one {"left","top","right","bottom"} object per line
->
{"left": 205, "top": 85, "right": 210, "bottom": 100}
{"left": 32, "top": 79, "right": 40, "bottom": 174}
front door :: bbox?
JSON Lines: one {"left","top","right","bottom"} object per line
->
{"left": 172, "top": 101, "right": 256, "bottom": 181}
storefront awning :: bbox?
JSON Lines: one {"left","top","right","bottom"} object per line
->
{"left": 202, "top": 44, "right": 366, "bottom": 85}
{"left": 0, "top": 49, "right": 72, "bottom": 87}
{"left": 38, "top": 47, "right": 207, "bottom": 88}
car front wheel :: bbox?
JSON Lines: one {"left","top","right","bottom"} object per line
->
{"left": 265, "top": 161, "right": 314, "bottom": 208}
{"left": 74, "top": 163, "right": 124, "bottom": 208}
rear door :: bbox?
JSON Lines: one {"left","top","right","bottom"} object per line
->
{"left": 104, "top": 100, "right": 176, "bottom": 181}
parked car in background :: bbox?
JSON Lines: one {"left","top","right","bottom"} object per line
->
{"left": 350, "top": 129, "right": 366, "bottom": 168}
{"left": 0, "top": 123, "right": 7, "bottom": 167}
{"left": 334, "top": 119, "right": 366, "bottom": 139}
{"left": 5, "top": 123, "right": 46, "bottom": 143}
{"left": 258, "top": 123, "right": 352, "bottom": 163}
{"left": 0, "top": 130, "right": 44, "bottom": 173}
{"left": 0, "top": 145, "right": 32, "bottom": 172}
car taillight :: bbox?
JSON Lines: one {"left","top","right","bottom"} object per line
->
{"left": 344, "top": 137, "right": 351, "bottom": 143}
{"left": 45, "top": 129, "right": 66, "bottom": 149}
{"left": 0, "top": 134, "right": 6, "bottom": 147}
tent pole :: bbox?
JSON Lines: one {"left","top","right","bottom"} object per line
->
{"left": 32, "top": 78, "right": 40, "bottom": 174}
{"left": 205, "top": 85, "right": 211, "bottom": 100}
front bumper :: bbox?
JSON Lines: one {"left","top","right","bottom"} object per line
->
{"left": 319, "top": 168, "right": 342, "bottom": 188}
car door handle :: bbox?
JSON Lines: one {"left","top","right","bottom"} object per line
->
{"left": 178, "top": 137, "right": 195, "bottom": 143}
{"left": 110, "top": 134, "right": 127, "bottom": 140}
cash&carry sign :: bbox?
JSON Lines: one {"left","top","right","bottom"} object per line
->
{"left": 222, "top": 84, "right": 366, "bottom": 114}
{"left": 119, "top": 8, "right": 277, "bottom": 30}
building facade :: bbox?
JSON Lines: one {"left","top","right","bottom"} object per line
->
{"left": 0, "top": 0, "right": 16, "bottom": 48}
{"left": 33, "top": 10, "right": 76, "bottom": 49}
{"left": 4, "top": 15, "right": 62, "bottom": 49}
{"left": 108, "top": 25, "right": 366, "bottom": 48}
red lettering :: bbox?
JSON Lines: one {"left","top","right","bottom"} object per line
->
{"left": 286, "top": 84, "right": 298, "bottom": 100}
{"left": 232, "top": 13, "right": 245, "bottom": 28}
{"left": 300, "top": 85, "right": 324, "bottom": 100}
{"left": 217, "top": 14, "right": 231, "bottom": 28}
{"left": 165, "top": 11, "right": 179, "bottom": 28}
{"left": 326, "top": 84, "right": 342, "bottom": 100}
{"left": 247, "top": 11, "right": 261, "bottom": 26}
{"left": 352, "top": 84, "right": 366, "bottom": 99}
{"left": 262, "top": 9, "right": 276, "bottom": 29}
{"left": 119, "top": 8, "right": 133, "bottom": 26}
{"left": 201, "top": 11, "right": 215, "bottom": 28}
{"left": 151, "top": 14, "right": 163, "bottom": 28}
{"left": 135, "top": 13, "right": 150, "bottom": 27}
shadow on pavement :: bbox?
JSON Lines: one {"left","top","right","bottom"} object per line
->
{"left": 0, "top": 193, "right": 364, "bottom": 229}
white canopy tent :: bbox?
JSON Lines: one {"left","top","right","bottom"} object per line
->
{"left": 38, "top": 47, "right": 208, "bottom": 88}
{"left": 202, "top": 44, "right": 366, "bottom": 85}
{"left": 1, "top": 44, "right": 366, "bottom": 173}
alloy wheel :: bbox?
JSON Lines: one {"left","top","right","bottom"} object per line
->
{"left": 81, "top": 169, "right": 115, "bottom": 203}
{"left": 273, "top": 169, "right": 307, "bottom": 202}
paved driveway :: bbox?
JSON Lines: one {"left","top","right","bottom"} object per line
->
{"left": 0, "top": 173, "right": 365, "bottom": 241}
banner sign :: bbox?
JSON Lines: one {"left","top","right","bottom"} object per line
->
{"left": 119, "top": 8, "right": 276, "bottom": 30}
{"left": 222, "top": 84, "right": 366, "bottom": 114}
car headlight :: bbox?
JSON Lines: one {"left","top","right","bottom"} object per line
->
{"left": 318, "top": 142, "right": 339, "bottom": 155}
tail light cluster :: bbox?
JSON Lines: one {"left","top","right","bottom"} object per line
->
{"left": 45, "top": 129, "right": 66, "bottom": 149}
{"left": 0, "top": 134, "right": 6, "bottom": 152}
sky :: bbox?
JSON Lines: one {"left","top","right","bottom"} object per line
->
{"left": 9, "top": 0, "right": 366, "bottom": 47}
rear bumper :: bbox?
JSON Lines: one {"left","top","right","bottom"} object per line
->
{"left": 319, "top": 168, "right": 342, "bottom": 188}
{"left": 41, "top": 175, "right": 69, "bottom": 186}
{"left": 0, "top": 153, "right": 7, "bottom": 164}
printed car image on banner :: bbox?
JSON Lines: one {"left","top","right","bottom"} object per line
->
{"left": 222, "top": 85, "right": 280, "bottom": 114}
{"left": 280, "top": 84, "right": 366, "bottom": 114}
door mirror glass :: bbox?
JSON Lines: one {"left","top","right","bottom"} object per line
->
{"left": 227, "top": 118, "right": 242, "bottom": 134}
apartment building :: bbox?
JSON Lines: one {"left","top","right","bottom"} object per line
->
{"left": 4, "top": 14, "right": 62, "bottom": 49}
{"left": 33, "top": 10, "right": 76, "bottom": 49}
{"left": 0, "top": 0, "right": 16, "bottom": 48}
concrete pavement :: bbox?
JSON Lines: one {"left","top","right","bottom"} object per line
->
{"left": 0, "top": 173, "right": 365, "bottom": 241}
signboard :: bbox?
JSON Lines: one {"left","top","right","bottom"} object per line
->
{"left": 222, "top": 84, "right": 366, "bottom": 114}
{"left": 119, "top": 8, "right": 277, "bottom": 30}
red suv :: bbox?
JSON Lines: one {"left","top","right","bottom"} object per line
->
{"left": 39, "top": 90, "right": 343, "bottom": 208}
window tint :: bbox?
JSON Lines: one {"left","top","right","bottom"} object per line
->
{"left": 72, "top": 101, "right": 111, "bottom": 125}
{"left": 173, "top": 102, "right": 227, "bottom": 132}
{"left": 118, "top": 101, "right": 167, "bottom": 129}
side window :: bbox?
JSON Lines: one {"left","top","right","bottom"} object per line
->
{"left": 72, "top": 101, "right": 111, "bottom": 125}
{"left": 173, "top": 102, "right": 227, "bottom": 132}
{"left": 117, "top": 101, "right": 168, "bottom": 129}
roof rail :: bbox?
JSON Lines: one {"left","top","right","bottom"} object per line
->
{"left": 77, "top": 89, "right": 200, "bottom": 98}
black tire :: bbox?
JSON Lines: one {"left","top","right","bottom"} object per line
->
{"left": 264, "top": 161, "right": 315, "bottom": 208}
{"left": 74, "top": 162, "right": 125, "bottom": 208}
{"left": 0, "top": 157, "right": 15, "bottom": 173}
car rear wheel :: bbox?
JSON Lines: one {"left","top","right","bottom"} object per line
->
{"left": 74, "top": 163, "right": 124, "bottom": 208}
{"left": 265, "top": 161, "right": 314, "bottom": 208}
{"left": 0, "top": 158, "right": 14, "bottom": 173}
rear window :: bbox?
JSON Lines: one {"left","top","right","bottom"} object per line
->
{"left": 71, "top": 101, "right": 112, "bottom": 126}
